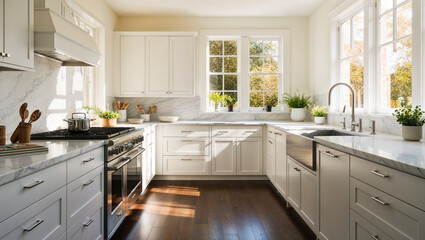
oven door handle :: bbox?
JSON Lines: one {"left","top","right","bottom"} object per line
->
{"left": 108, "top": 148, "right": 145, "bottom": 171}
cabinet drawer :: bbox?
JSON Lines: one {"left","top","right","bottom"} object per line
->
{"left": 67, "top": 147, "right": 104, "bottom": 183}
{"left": 67, "top": 195, "right": 103, "bottom": 240}
{"left": 237, "top": 126, "right": 262, "bottom": 138}
{"left": 67, "top": 166, "right": 104, "bottom": 227}
{"left": 267, "top": 127, "right": 276, "bottom": 140}
{"left": 0, "top": 161, "right": 66, "bottom": 223}
{"left": 350, "top": 178, "right": 425, "bottom": 240}
{"left": 163, "top": 156, "right": 210, "bottom": 175}
{"left": 351, "top": 156, "right": 425, "bottom": 211}
{"left": 350, "top": 210, "right": 391, "bottom": 240}
{"left": 163, "top": 125, "right": 209, "bottom": 137}
{"left": 212, "top": 126, "right": 237, "bottom": 138}
{"left": 163, "top": 138, "right": 210, "bottom": 156}
{"left": 0, "top": 186, "right": 66, "bottom": 240}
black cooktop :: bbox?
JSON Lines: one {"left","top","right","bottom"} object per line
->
{"left": 31, "top": 127, "right": 136, "bottom": 140}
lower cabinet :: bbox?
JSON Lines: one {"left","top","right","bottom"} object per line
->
{"left": 274, "top": 130, "right": 287, "bottom": 197}
{"left": 287, "top": 158, "right": 301, "bottom": 209}
{"left": 350, "top": 210, "right": 391, "bottom": 240}
{"left": 266, "top": 135, "right": 276, "bottom": 184}
{"left": 163, "top": 156, "right": 210, "bottom": 175}
{"left": 67, "top": 196, "right": 103, "bottom": 240}
{"left": 212, "top": 138, "right": 237, "bottom": 175}
{"left": 237, "top": 137, "right": 263, "bottom": 175}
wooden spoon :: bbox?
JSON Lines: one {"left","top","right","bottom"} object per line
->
{"left": 28, "top": 110, "right": 40, "bottom": 124}
{"left": 137, "top": 104, "right": 145, "bottom": 114}
{"left": 23, "top": 110, "right": 29, "bottom": 123}
{"left": 114, "top": 101, "right": 120, "bottom": 110}
{"left": 19, "top": 103, "right": 28, "bottom": 123}
{"left": 147, "top": 105, "right": 157, "bottom": 114}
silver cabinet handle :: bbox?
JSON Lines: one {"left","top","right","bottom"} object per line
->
{"left": 268, "top": 130, "right": 273, "bottom": 133}
{"left": 322, "top": 151, "right": 338, "bottom": 158}
{"left": 181, "top": 130, "right": 192, "bottom": 133}
{"left": 268, "top": 140, "right": 273, "bottom": 144}
{"left": 181, "top": 158, "right": 192, "bottom": 161}
{"left": 275, "top": 132, "right": 282, "bottom": 135}
{"left": 371, "top": 196, "right": 389, "bottom": 206}
{"left": 181, "top": 140, "right": 192, "bottom": 142}
{"left": 24, "top": 180, "right": 44, "bottom": 189}
{"left": 218, "top": 131, "right": 229, "bottom": 134}
{"left": 5, "top": 53, "right": 10, "bottom": 58}
{"left": 83, "top": 179, "right": 94, "bottom": 187}
{"left": 371, "top": 170, "right": 389, "bottom": 178}
{"left": 83, "top": 157, "right": 95, "bottom": 164}
{"left": 244, "top": 131, "right": 256, "bottom": 134}
{"left": 117, "top": 210, "right": 124, "bottom": 216}
{"left": 370, "top": 235, "right": 379, "bottom": 240}
{"left": 83, "top": 218, "right": 94, "bottom": 227}
{"left": 23, "top": 219, "right": 44, "bottom": 232}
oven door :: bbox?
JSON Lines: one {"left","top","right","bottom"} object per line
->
{"left": 126, "top": 146, "right": 145, "bottom": 208}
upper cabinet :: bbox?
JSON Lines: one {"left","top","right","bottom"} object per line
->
{"left": 0, "top": 0, "right": 34, "bottom": 71}
{"left": 115, "top": 32, "right": 196, "bottom": 97}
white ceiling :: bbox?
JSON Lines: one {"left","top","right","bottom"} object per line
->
{"left": 104, "top": 0, "right": 325, "bottom": 17}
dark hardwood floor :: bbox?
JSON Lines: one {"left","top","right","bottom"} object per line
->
{"left": 111, "top": 180, "right": 316, "bottom": 240}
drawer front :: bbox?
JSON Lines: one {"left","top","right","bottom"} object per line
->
{"left": 0, "top": 186, "right": 66, "bottom": 240}
{"left": 267, "top": 127, "right": 276, "bottom": 140}
{"left": 67, "top": 195, "right": 103, "bottom": 240}
{"left": 351, "top": 156, "right": 425, "bottom": 211}
{"left": 67, "top": 166, "right": 104, "bottom": 227}
{"left": 212, "top": 126, "right": 237, "bottom": 138}
{"left": 163, "top": 156, "right": 210, "bottom": 175}
{"left": 67, "top": 147, "right": 104, "bottom": 183}
{"left": 0, "top": 161, "right": 66, "bottom": 223}
{"left": 350, "top": 210, "right": 391, "bottom": 240}
{"left": 350, "top": 178, "right": 425, "bottom": 240}
{"left": 163, "top": 125, "right": 210, "bottom": 137}
{"left": 163, "top": 138, "right": 210, "bottom": 156}
{"left": 237, "top": 126, "right": 262, "bottom": 138}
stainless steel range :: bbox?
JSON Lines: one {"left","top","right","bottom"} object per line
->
{"left": 32, "top": 127, "right": 145, "bottom": 239}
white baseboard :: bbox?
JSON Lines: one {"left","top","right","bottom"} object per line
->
{"left": 153, "top": 175, "right": 269, "bottom": 181}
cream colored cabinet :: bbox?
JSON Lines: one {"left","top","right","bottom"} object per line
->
{"left": 350, "top": 210, "right": 391, "bottom": 240}
{"left": 317, "top": 145, "right": 350, "bottom": 240}
{"left": 287, "top": 157, "right": 301, "bottom": 209}
{"left": 237, "top": 137, "right": 263, "bottom": 175}
{"left": 0, "top": 0, "right": 34, "bottom": 70}
{"left": 212, "top": 138, "right": 237, "bottom": 175}
{"left": 146, "top": 36, "right": 170, "bottom": 95}
{"left": 163, "top": 156, "right": 210, "bottom": 175}
{"left": 266, "top": 134, "right": 276, "bottom": 184}
{"left": 170, "top": 37, "right": 194, "bottom": 96}
{"left": 274, "top": 130, "right": 287, "bottom": 197}
{"left": 143, "top": 126, "right": 156, "bottom": 190}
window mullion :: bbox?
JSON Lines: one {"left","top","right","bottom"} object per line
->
{"left": 240, "top": 37, "right": 249, "bottom": 112}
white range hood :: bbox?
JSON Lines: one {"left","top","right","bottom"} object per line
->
{"left": 34, "top": 7, "right": 100, "bottom": 66}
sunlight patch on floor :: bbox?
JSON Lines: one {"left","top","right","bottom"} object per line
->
{"left": 132, "top": 202, "right": 195, "bottom": 218}
{"left": 150, "top": 186, "right": 201, "bottom": 197}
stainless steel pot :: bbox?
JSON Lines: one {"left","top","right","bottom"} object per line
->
{"left": 63, "top": 113, "right": 95, "bottom": 132}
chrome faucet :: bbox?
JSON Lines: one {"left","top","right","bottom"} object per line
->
{"left": 328, "top": 83, "right": 359, "bottom": 132}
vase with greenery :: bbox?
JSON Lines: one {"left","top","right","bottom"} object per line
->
{"left": 222, "top": 94, "right": 237, "bottom": 112}
{"left": 393, "top": 106, "right": 425, "bottom": 141}
{"left": 281, "top": 92, "right": 311, "bottom": 121}
{"left": 265, "top": 96, "right": 278, "bottom": 112}
{"left": 208, "top": 92, "right": 222, "bottom": 112}
{"left": 311, "top": 105, "right": 327, "bottom": 125}
{"left": 84, "top": 105, "right": 121, "bottom": 127}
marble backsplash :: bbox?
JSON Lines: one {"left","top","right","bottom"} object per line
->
{"left": 116, "top": 97, "right": 291, "bottom": 122}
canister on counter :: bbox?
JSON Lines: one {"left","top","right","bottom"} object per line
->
{"left": 0, "top": 125, "right": 5, "bottom": 146}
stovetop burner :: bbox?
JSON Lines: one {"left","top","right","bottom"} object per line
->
{"left": 31, "top": 127, "right": 136, "bottom": 140}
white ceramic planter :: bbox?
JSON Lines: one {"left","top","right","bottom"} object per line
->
{"left": 117, "top": 110, "right": 127, "bottom": 123}
{"left": 314, "top": 116, "right": 326, "bottom": 125}
{"left": 402, "top": 125, "right": 423, "bottom": 141}
{"left": 291, "top": 108, "right": 306, "bottom": 122}
{"left": 141, "top": 114, "right": 150, "bottom": 122}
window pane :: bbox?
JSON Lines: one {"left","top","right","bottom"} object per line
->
{"left": 250, "top": 92, "right": 263, "bottom": 107}
{"left": 380, "top": 12, "right": 393, "bottom": 44}
{"left": 224, "top": 75, "right": 238, "bottom": 90}
{"left": 250, "top": 41, "right": 263, "bottom": 55}
{"left": 380, "top": 38, "right": 412, "bottom": 108}
{"left": 380, "top": 0, "right": 393, "bottom": 14}
{"left": 250, "top": 57, "right": 263, "bottom": 73}
{"left": 210, "top": 57, "right": 223, "bottom": 73}
{"left": 209, "top": 75, "right": 223, "bottom": 90}
{"left": 264, "top": 41, "right": 278, "bottom": 56}
{"left": 341, "top": 20, "right": 351, "bottom": 58}
{"left": 353, "top": 12, "right": 364, "bottom": 55}
{"left": 224, "top": 57, "right": 238, "bottom": 73}
{"left": 265, "top": 75, "right": 279, "bottom": 91}
{"left": 397, "top": 1, "right": 412, "bottom": 38}
{"left": 209, "top": 41, "right": 223, "bottom": 55}
{"left": 264, "top": 57, "right": 278, "bottom": 73}
{"left": 265, "top": 92, "right": 278, "bottom": 107}
{"left": 223, "top": 92, "right": 238, "bottom": 106}
{"left": 250, "top": 75, "right": 263, "bottom": 90}
{"left": 397, "top": 0, "right": 407, "bottom": 5}
{"left": 224, "top": 41, "right": 237, "bottom": 55}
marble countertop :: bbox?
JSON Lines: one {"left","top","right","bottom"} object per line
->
{"left": 0, "top": 139, "right": 106, "bottom": 186}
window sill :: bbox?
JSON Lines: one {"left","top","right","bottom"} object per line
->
{"left": 327, "top": 112, "right": 395, "bottom": 119}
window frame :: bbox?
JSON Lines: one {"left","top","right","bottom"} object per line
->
{"left": 201, "top": 30, "right": 290, "bottom": 113}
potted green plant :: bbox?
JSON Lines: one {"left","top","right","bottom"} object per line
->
{"left": 208, "top": 92, "right": 222, "bottom": 112}
{"left": 281, "top": 91, "right": 311, "bottom": 121}
{"left": 84, "top": 105, "right": 121, "bottom": 127}
{"left": 265, "top": 96, "right": 278, "bottom": 112}
{"left": 311, "top": 105, "right": 327, "bottom": 125}
{"left": 393, "top": 106, "right": 425, "bottom": 141}
{"left": 222, "top": 94, "right": 237, "bottom": 112}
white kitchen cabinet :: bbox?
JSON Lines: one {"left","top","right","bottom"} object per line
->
{"left": 170, "top": 37, "right": 194, "bottom": 96}
{"left": 118, "top": 35, "right": 146, "bottom": 96}
{"left": 143, "top": 126, "right": 156, "bottom": 190}
{"left": 274, "top": 130, "right": 287, "bottom": 197}
{"left": 67, "top": 195, "right": 103, "bottom": 240}
{"left": 212, "top": 138, "right": 237, "bottom": 175}
{"left": 163, "top": 156, "right": 210, "bottom": 175}
{"left": 0, "top": 0, "right": 34, "bottom": 70}
{"left": 163, "top": 137, "right": 210, "bottom": 156}
{"left": 350, "top": 210, "right": 391, "bottom": 240}
{"left": 266, "top": 135, "right": 276, "bottom": 184}
{"left": 317, "top": 145, "right": 350, "bottom": 240}
{"left": 146, "top": 36, "right": 170, "bottom": 95}
{"left": 287, "top": 158, "right": 301, "bottom": 209}
{"left": 237, "top": 137, "right": 263, "bottom": 175}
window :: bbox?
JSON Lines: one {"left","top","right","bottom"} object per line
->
{"left": 203, "top": 30, "right": 288, "bottom": 112}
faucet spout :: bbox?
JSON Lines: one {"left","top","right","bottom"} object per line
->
{"left": 328, "top": 82, "right": 356, "bottom": 123}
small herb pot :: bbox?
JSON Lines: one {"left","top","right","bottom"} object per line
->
{"left": 227, "top": 105, "right": 234, "bottom": 112}
{"left": 402, "top": 125, "right": 422, "bottom": 141}
{"left": 314, "top": 117, "right": 326, "bottom": 125}
{"left": 100, "top": 118, "right": 117, "bottom": 127}
{"left": 266, "top": 106, "right": 272, "bottom": 112}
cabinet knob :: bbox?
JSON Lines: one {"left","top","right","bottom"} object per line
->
{"left": 5, "top": 53, "right": 10, "bottom": 58}
{"left": 0, "top": 52, "right": 5, "bottom": 57}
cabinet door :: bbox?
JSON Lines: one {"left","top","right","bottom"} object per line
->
{"left": 237, "top": 138, "right": 263, "bottom": 175}
{"left": 212, "top": 138, "right": 237, "bottom": 175}
{"left": 266, "top": 137, "right": 276, "bottom": 184}
{"left": 146, "top": 37, "right": 170, "bottom": 95}
{"left": 300, "top": 167, "right": 317, "bottom": 232}
{"left": 275, "top": 131, "right": 287, "bottom": 197}
{"left": 170, "top": 37, "right": 194, "bottom": 96}
{"left": 287, "top": 158, "right": 301, "bottom": 209}
{"left": 2, "top": 0, "right": 33, "bottom": 69}
{"left": 350, "top": 210, "right": 391, "bottom": 240}
{"left": 120, "top": 36, "right": 146, "bottom": 95}
{"left": 318, "top": 145, "right": 350, "bottom": 240}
